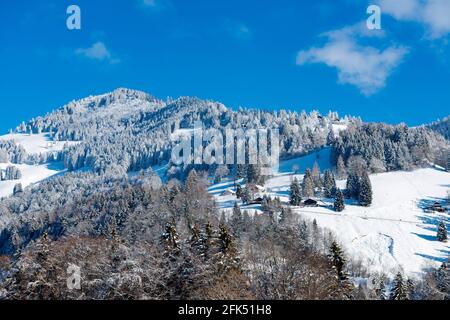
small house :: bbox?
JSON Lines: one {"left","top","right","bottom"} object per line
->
{"left": 303, "top": 199, "right": 319, "bottom": 207}
{"left": 429, "top": 202, "right": 445, "bottom": 213}
{"left": 249, "top": 197, "right": 264, "bottom": 205}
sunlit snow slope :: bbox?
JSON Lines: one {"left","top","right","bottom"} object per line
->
{"left": 210, "top": 149, "right": 450, "bottom": 278}
{"left": 0, "top": 133, "right": 71, "bottom": 198}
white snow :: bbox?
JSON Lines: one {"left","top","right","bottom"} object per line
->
{"left": 170, "top": 128, "right": 201, "bottom": 141}
{"left": 0, "top": 162, "right": 65, "bottom": 198}
{"left": 210, "top": 150, "right": 450, "bottom": 279}
{"left": 0, "top": 133, "right": 79, "bottom": 155}
{"left": 331, "top": 123, "right": 348, "bottom": 136}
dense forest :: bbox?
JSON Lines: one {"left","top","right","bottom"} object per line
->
{"left": 1, "top": 89, "right": 450, "bottom": 300}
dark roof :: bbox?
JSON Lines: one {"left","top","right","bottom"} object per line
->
{"left": 304, "top": 199, "right": 318, "bottom": 205}
{"left": 432, "top": 202, "right": 442, "bottom": 207}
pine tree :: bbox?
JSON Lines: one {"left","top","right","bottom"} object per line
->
{"left": 334, "top": 188, "right": 345, "bottom": 212}
{"left": 217, "top": 223, "right": 239, "bottom": 272}
{"left": 289, "top": 178, "right": 302, "bottom": 206}
{"left": 302, "top": 169, "right": 315, "bottom": 198}
{"left": 231, "top": 202, "right": 243, "bottom": 236}
{"left": 329, "top": 241, "right": 348, "bottom": 281}
{"left": 323, "top": 170, "right": 337, "bottom": 198}
{"left": 437, "top": 220, "right": 448, "bottom": 242}
{"left": 390, "top": 272, "right": 407, "bottom": 300}
{"left": 242, "top": 186, "right": 252, "bottom": 204}
{"left": 162, "top": 219, "right": 180, "bottom": 253}
{"left": 358, "top": 171, "right": 373, "bottom": 207}
{"left": 242, "top": 210, "right": 251, "bottom": 232}
{"left": 375, "top": 275, "right": 387, "bottom": 300}
{"left": 236, "top": 184, "right": 243, "bottom": 199}
{"left": 346, "top": 172, "right": 359, "bottom": 199}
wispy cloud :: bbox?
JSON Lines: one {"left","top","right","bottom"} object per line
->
{"left": 225, "top": 21, "right": 252, "bottom": 40}
{"left": 378, "top": 0, "right": 450, "bottom": 39}
{"left": 297, "top": 24, "right": 408, "bottom": 96}
{"left": 75, "top": 42, "right": 120, "bottom": 64}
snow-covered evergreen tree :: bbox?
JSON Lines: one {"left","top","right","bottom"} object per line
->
{"left": 358, "top": 171, "right": 373, "bottom": 207}
{"left": 231, "top": 202, "right": 243, "bottom": 236}
{"left": 329, "top": 241, "right": 348, "bottom": 281}
{"left": 346, "top": 172, "right": 359, "bottom": 199}
{"left": 302, "top": 169, "right": 314, "bottom": 198}
{"left": 437, "top": 220, "right": 448, "bottom": 242}
{"left": 334, "top": 188, "right": 345, "bottom": 212}
{"left": 289, "top": 178, "right": 302, "bottom": 206}
{"left": 390, "top": 272, "right": 407, "bottom": 300}
{"left": 323, "top": 170, "right": 336, "bottom": 198}
{"left": 236, "top": 184, "right": 243, "bottom": 199}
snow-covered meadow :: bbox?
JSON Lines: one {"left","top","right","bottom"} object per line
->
{"left": 210, "top": 150, "right": 450, "bottom": 278}
{"left": 0, "top": 133, "right": 72, "bottom": 198}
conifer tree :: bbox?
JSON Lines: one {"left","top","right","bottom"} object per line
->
{"left": 390, "top": 272, "right": 407, "bottom": 300}
{"left": 323, "top": 170, "right": 337, "bottom": 198}
{"left": 162, "top": 219, "right": 180, "bottom": 254}
{"left": 334, "top": 188, "right": 345, "bottom": 212}
{"left": 217, "top": 224, "right": 239, "bottom": 272}
{"left": 358, "top": 171, "right": 373, "bottom": 207}
{"left": 231, "top": 202, "right": 243, "bottom": 236}
{"left": 289, "top": 178, "right": 302, "bottom": 206}
{"left": 376, "top": 275, "right": 387, "bottom": 300}
{"left": 236, "top": 184, "right": 243, "bottom": 199}
{"left": 346, "top": 172, "right": 359, "bottom": 199}
{"left": 437, "top": 220, "right": 448, "bottom": 242}
{"left": 302, "top": 169, "right": 315, "bottom": 198}
{"left": 329, "top": 241, "right": 348, "bottom": 281}
{"left": 242, "top": 186, "right": 252, "bottom": 204}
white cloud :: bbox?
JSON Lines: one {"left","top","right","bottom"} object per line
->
{"left": 379, "top": 0, "right": 450, "bottom": 38}
{"left": 297, "top": 24, "right": 408, "bottom": 96}
{"left": 75, "top": 42, "right": 120, "bottom": 64}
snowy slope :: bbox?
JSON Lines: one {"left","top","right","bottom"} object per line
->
{"left": 0, "top": 162, "right": 65, "bottom": 198}
{"left": 0, "top": 133, "right": 78, "bottom": 155}
{"left": 210, "top": 152, "right": 450, "bottom": 278}
{"left": 0, "top": 133, "right": 72, "bottom": 198}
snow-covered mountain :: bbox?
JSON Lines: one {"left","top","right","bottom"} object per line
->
{"left": 0, "top": 88, "right": 449, "bottom": 292}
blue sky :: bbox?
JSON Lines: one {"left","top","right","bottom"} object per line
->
{"left": 0, "top": 0, "right": 449, "bottom": 133}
